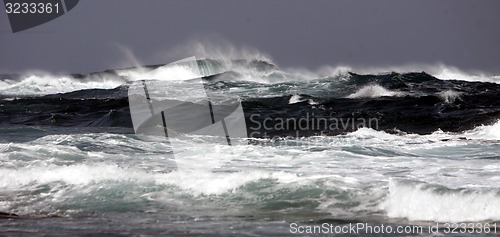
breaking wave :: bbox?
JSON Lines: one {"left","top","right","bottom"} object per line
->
{"left": 346, "top": 84, "right": 404, "bottom": 98}
{"left": 386, "top": 179, "right": 500, "bottom": 222}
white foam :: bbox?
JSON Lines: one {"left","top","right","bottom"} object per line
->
{"left": 385, "top": 178, "right": 500, "bottom": 222}
{"left": 0, "top": 80, "right": 13, "bottom": 88}
{"left": 4, "top": 59, "right": 499, "bottom": 96}
{"left": 346, "top": 118, "right": 500, "bottom": 142}
{"left": 432, "top": 64, "right": 500, "bottom": 83}
{"left": 109, "top": 42, "right": 351, "bottom": 85}
{"left": 348, "top": 127, "right": 402, "bottom": 140}
{"left": 0, "top": 160, "right": 304, "bottom": 197}
{"left": 438, "top": 89, "right": 461, "bottom": 103}
{"left": 463, "top": 120, "right": 500, "bottom": 140}
{"left": 288, "top": 94, "right": 302, "bottom": 104}
{"left": 346, "top": 84, "right": 404, "bottom": 99}
{"left": 0, "top": 73, "right": 124, "bottom": 96}
{"left": 288, "top": 94, "right": 318, "bottom": 105}
{"left": 1, "top": 126, "right": 499, "bottom": 218}
{"left": 0, "top": 164, "right": 137, "bottom": 187}
{"left": 0, "top": 134, "right": 303, "bottom": 196}
{"left": 117, "top": 64, "right": 202, "bottom": 82}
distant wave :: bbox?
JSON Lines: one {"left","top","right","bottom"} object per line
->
{"left": 0, "top": 58, "right": 499, "bottom": 136}
{"left": 349, "top": 119, "right": 500, "bottom": 142}
{"left": 346, "top": 84, "right": 404, "bottom": 98}
{"left": 0, "top": 73, "right": 125, "bottom": 96}
{"left": 1, "top": 59, "right": 499, "bottom": 96}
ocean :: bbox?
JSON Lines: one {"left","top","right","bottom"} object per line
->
{"left": 0, "top": 58, "right": 499, "bottom": 236}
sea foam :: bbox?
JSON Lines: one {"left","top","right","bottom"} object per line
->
{"left": 346, "top": 84, "right": 404, "bottom": 99}
{"left": 385, "top": 178, "right": 500, "bottom": 222}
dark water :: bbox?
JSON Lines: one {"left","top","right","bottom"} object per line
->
{"left": 2, "top": 66, "right": 500, "bottom": 136}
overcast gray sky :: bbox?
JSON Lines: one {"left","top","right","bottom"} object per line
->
{"left": 1, "top": 0, "right": 499, "bottom": 74}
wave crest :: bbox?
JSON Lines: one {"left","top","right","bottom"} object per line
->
{"left": 0, "top": 72, "right": 125, "bottom": 96}
{"left": 385, "top": 178, "right": 500, "bottom": 222}
{"left": 346, "top": 84, "right": 404, "bottom": 99}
